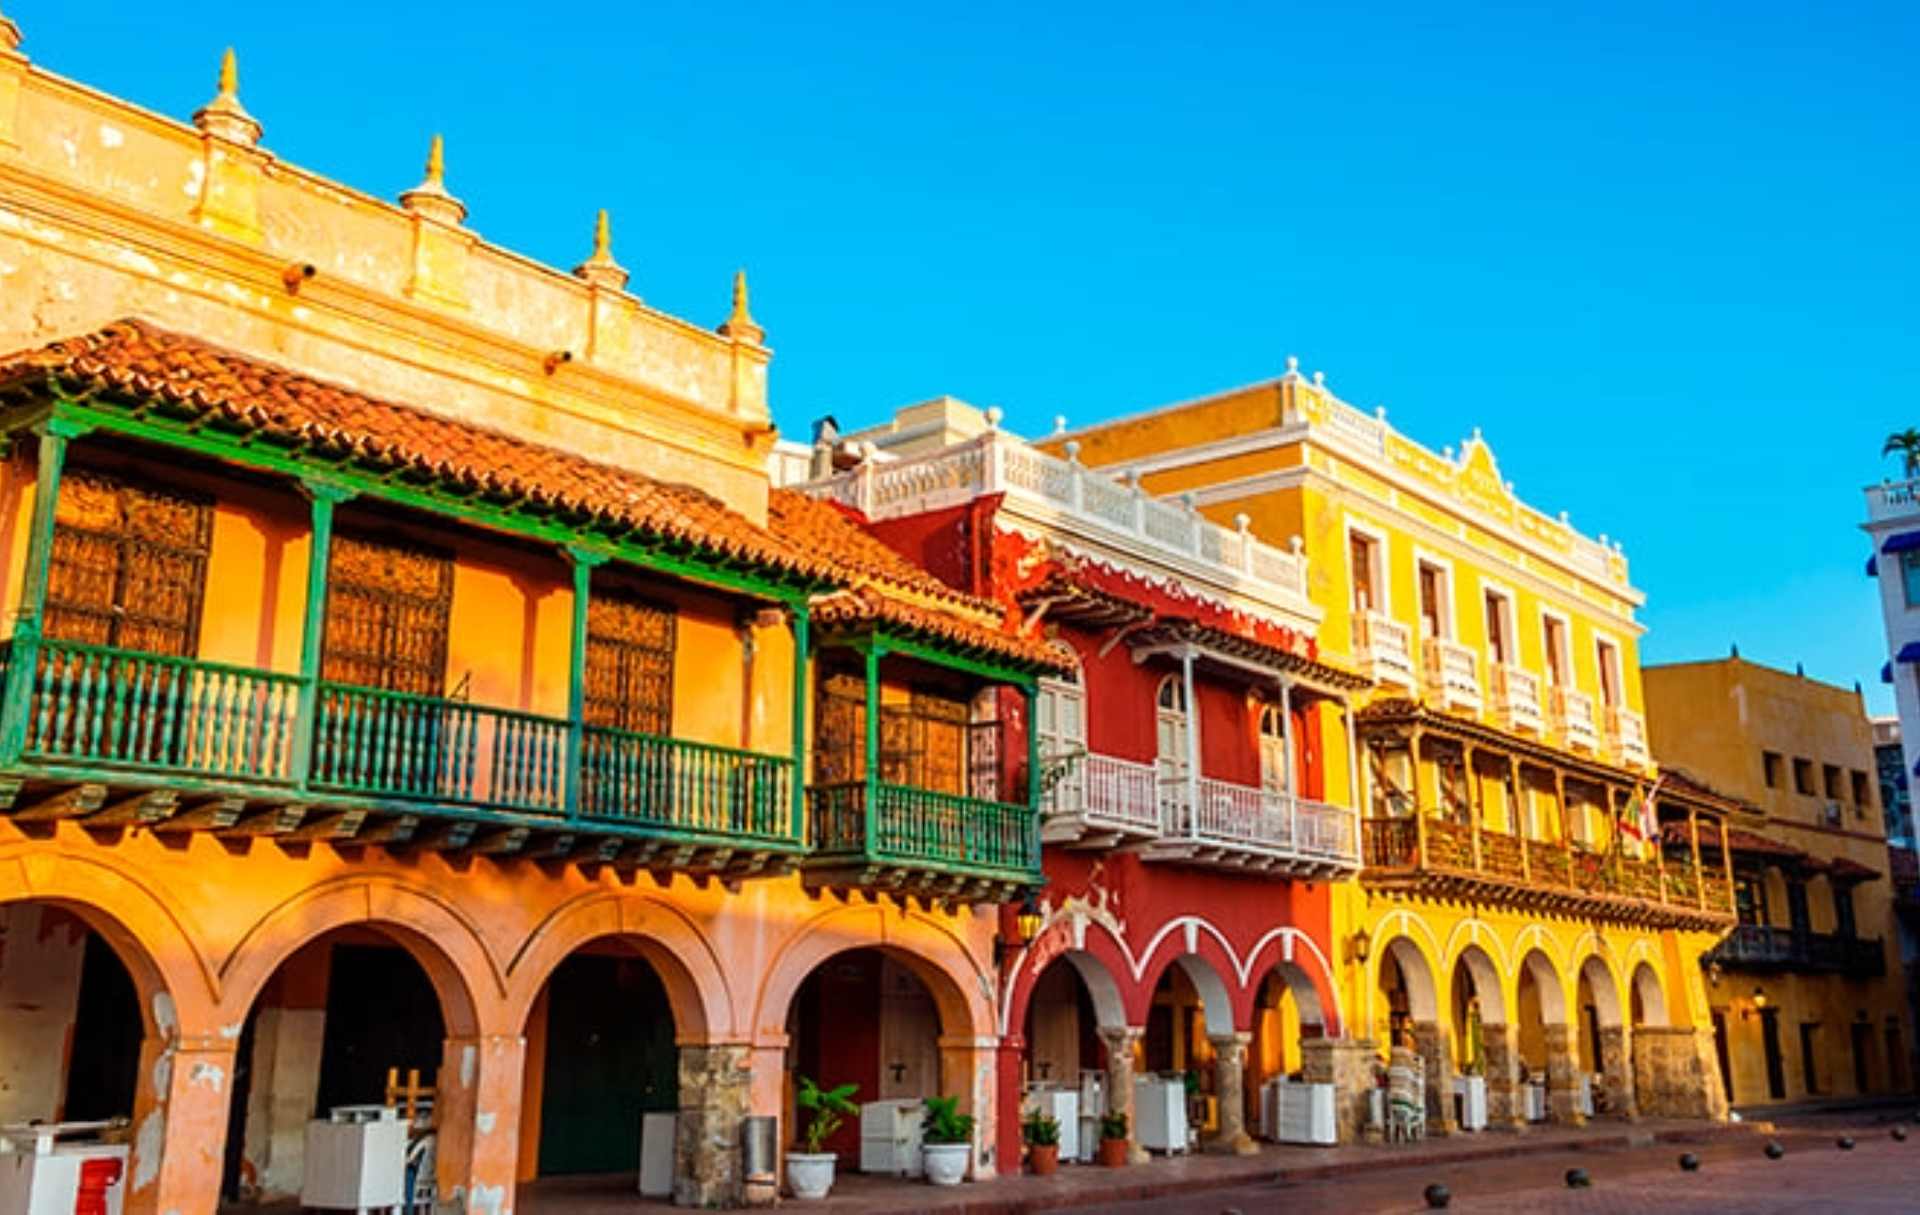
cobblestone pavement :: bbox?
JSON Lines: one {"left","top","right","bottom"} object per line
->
{"left": 1099, "top": 1120, "right": 1920, "bottom": 1214}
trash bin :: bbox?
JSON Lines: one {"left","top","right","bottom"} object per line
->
{"left": 742, "top": 1115, "right": 778, "bottom": 1204}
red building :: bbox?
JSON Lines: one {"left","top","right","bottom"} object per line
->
{"left": 783, "top": 404, "right": 1370, "bottom": 1164}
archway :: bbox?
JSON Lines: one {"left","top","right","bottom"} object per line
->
{"left": 1376, "top": 936, "right": 1447, "bottom": 1128}
{"left": 1629, "top": 960, "right": 1674, "bottom": 1116}
{"left": 1449, "top": 945, "right": 1507, "bottom": 1127}
{"left": 1515, "top": 949, "right": 1571, "bottom": 1123}
{"left": 1247, "top": 962, "right": 1327, "bottom": 1136}
{"left": 1577, "top": 954, "right": 1629, "bottom": 1117}
{"left": 220, "top": 923, "right": 473, "bottom": 1205}
{"left": 1023, "top": 951, "right": 1125, "bottom": 1088}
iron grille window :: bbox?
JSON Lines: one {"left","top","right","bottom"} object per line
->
{"left": 45, "top": 469, "right": 212, "bottom": 656}
{"left": 812, "top": 678, "right": 987, "bottom": 796}
{"left": 583, "top": 592, "right": 675, "bottom": 734}
{"left": 321, "top": 534, "right": 452, "bottom": 695}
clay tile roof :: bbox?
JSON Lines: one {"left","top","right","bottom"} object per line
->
{"left": 811, "top": 586, "right": 1068, "bottom": 672}
{"left": 767, "top": 489, "right": 998, "bottom": 616}
{"left": 0, "top": 319, "right": 829, "bottom": 582}
{"left": 1660, "top": 820, "right": 1805, "bottom": 860}
{"left": 1817, "top": 856, "right": 1881, "bottom": 883}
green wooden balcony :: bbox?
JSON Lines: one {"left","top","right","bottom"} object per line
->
{"left": 0, "top": 637, "right": 800, "bottom": 872}
{"left": 804, "top": 779, "right": 1042, "bottom": 900}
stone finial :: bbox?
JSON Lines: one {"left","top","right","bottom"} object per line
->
{"left": 1285, "top": 355, "right": 1300, "bottom": 377}
{"left": 1312, "top": 370, "right": 1326, "bottom": 388}
{"left": 192, "top": 48, "right": 263, "bottom": 147}
{"left": 717, "top": 268, "right": 764, "bottom": 343}
{"left": 984, "top": 406, "right": 1004, "bottom": 430}
{"left": 1375, "top": 405, "right": 1388, "bottom": 421}
{"left": 1234, "top": 512, "right": 1251, "bottom": 532}
{"left": 399, "top": 134, "right": 467, "bottom": 226}
{"left": 572, "top": 208, "right": 630, "bottom": 291}
{"left": 0, "top": 4, "right": 22, "bottom": 54}
{"left": 1063, "top": 440, "right": 1081, "bottom": 463}
{"left": 1053, "top": 414, "right": 1067, "bottom": 434}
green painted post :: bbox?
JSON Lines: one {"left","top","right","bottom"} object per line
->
{"left": 563, "top": 547, "right": 609, "bottom": 820}
{"left": 863, "top": 640, "right": 881, "bottom": 857}
{"left": 0, "top": 420, "right": 84, "bottom": 764}
{"left": 291, "top": 480, "right": 355, "bottom": 787}
{"left": 1022, "top": 682, "right": 1041, "bottom": 871}
{"left": 790, "top": 603, "right": 810, "bottom": 845}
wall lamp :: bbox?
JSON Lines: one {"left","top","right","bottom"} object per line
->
{"left": 544, "top": 349, "right": 574, "bottom": 375}
{"left": 994, "top": 890, "right": 1044, "bottom": 967}
{"left": 1347, "top": 927, "right": 1373, "bottom": 966}
{"left": 281, "top": 262, "right": 316, "bottom": 294}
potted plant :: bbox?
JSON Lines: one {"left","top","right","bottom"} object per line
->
{"left": 788, "top": 1076, "right": 857, "bottom": 1200}
{"left": 1022, "top": 1108, "right": 1062, "bottom": 1175}
{"left": 919, "top": 1095, "right": 975, "bottom": 1186}
{"left": 1097, "top": 1110, "right": 1130, "bottom": 1167}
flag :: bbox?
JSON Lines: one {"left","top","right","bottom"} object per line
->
{"left": 1619, "top": 776, "right": 1664, "bottom": 849}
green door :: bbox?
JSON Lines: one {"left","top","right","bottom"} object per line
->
{"left": 538, "top": 954, "right": 679, "bottom": 1175}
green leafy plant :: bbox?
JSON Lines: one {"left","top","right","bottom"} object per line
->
{"left": 1021, "top": 1109, "right": 1061, "bottom": 1147}
{"left": 920, "top": 1095, "right": 976, "bottom": 1146}
{"left": 1887, "top": 428, "right": 1920, "bottom": 478}
{"left": 795, "top": 1076, "right": 858, "bottom": 1154}
{"left": 1099, "top": 1110, "right": 1128, "bottom": 1141}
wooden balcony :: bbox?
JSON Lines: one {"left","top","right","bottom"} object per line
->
{"left": 1041, "top": 750, "right": 1163, "bottom": 847}
{"left": 1147, "top": 775, "right": 1359, "bottom": 877}
{"left": 1706, "top": 924, "right": 1886, "bottom": 979}
{"left": 804, "top": 779, "right": 1039, "bottom": 901}
{"left": 1360, "top": 816, "right": 1735, "bottom": 930}
{"left": 0, "top": 637, "right": 800, "bottom": 876}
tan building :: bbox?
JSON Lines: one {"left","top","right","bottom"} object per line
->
{"left": 1644, "top": 657, "right": 1911, "bottom": 1107}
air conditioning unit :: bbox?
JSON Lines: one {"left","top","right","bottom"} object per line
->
{"left": 1824, "top": 802, "right": 1843, "bottom": 826}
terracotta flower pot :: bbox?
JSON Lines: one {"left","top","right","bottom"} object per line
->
{"left": 1099, "top": 1137, "right": 1129, "bottom": 1167}
{"left": 1028, "top": 1143, "right": 1060, "bottom": 1175}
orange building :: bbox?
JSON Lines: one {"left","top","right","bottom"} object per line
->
{"left": 0, "top": 26, "right": 1059, "bottom": 1215}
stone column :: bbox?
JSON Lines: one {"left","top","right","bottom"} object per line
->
{"left": 1206, "top": 1033, "right": 1258, "bottom": 1155}
{"left": 995, "top": 1033, "right": 1027, "bottom": 1176}
{"left": 676, "top": 1043, "right": 750, "bottom": 1207}
{"left": 1302, "top": 1037, "right": 1379, "bottom": 1144}
{"left": 1098, "top": 1025, "right": 1150, "bottom": 1164}
{"left": 1481, "top": 1022, "right": 1524, "bottom": 1128}
{"left": 1631, "top": 1028, "right": 1660, "bottom": 1116}
{"left": 1542, "top": 1024, "right": 1586, "bottom": 1126}
{"left": 1411, "top": 1021, "right": 1459, "bottom": 1134}
{"left": 434, "top": 1033, "right": 526, "bottom": 1215}
{"left": 1598, "top": 1026, "right": 1636, "bottom": 1119}
{"left": 937, "top": 1034, "right": 999, "bottom": 1180}
{"left": 1632, "top": 1026, "right": 1727, "bottom": 1121}
{"left": 127, "top": 1033, "right": 237, "bottom": 1215}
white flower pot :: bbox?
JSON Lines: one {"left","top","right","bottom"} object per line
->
{"left": 922, "top": 1142, "right": 971, "bottom": 1186}
{"left": 787, "top": 1152, "right": 837, "bottom": 1200}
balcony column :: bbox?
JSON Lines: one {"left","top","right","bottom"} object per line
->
{"left": 126, "top": 1032, "right": 237, "bottom": 1215}
{"left": 1206, "top": 1032, "right": 1258, "bottom": 1155}
{"left": 1279, "top": 678, "right": 1298, "bottom": 845}
{"left": 561, "top": 546, "right": 608, "bottom": 818}
{"left": 789, "top": 604, "right": 810, "bottom": 840}
{"left": 1464, "top": 743, "right": 1483, "bottom": 870}
{"left": 1688, "top": 809, "right": 1705, "bottom": 909}
{"left": 288, "top": 479, "right": 356, "bottom": 786}
{"left": 1511, "top": 756, "right": 1529, "bottom": 880}
{"left": 1181, "top": 645, "right": 1200, "bottom": 839}
{"left": 1718, "top": 814, "right": 1736, "bottom": 913}
{"left": 1409, "top": 730, "right": 1429, "bottom": 866}
{"left": 863, "top": 641, "right": 882, "bottom": 843}
{"left": 0, "top": 418, "right": 86, "bottom": 763}
{"left": 1555, "top": 771, "right": 1573, "bottom": 859}
{"left": 1096, "top": 1025, "right": 1151, "bottom": 1164}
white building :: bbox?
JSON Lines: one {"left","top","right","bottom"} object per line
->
{"left": 1864, "top": 480, "right": 1920, "bottom": 849}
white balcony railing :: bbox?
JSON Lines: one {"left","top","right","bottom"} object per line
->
{"left": 1423, "top": 638, "right": 1482, "bottom": 712}
{"left": 1354, "top": 611, "right": 1416, "bottom": 689}
{"left": 1551, "top": 686, "right": 1599, "bottom": 752}
{"left": 1490, "top": 664, "right": 1545, "bottom": 734}
{"left": 1153, "top": 775, "right": 1359, "bottom": 874}
{"left": 1607, "top": 706, "right": 1650, "bottom": 768}
{"left": 1042, "top": 750, "right": 1162, "bottom": 844}
{"left": 1867, "top": 478, "right": 1920, "bottom": 524}
{"left": 801, "top": 429, "right": 1311, "bottom": 612}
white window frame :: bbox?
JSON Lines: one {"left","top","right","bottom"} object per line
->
{"left": 1412, "top": 547, "right": 1456, "bottom": 642}
{"left": 1344, "top": 519, "right": 1392, "bottom": 617}
{"left": 1540, "top": 606, "right": 1574, "bottom": 689}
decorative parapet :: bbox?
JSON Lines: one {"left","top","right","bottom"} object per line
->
{"left": 1867, "top": 477, "right": 1920, "bottom": 524}
{"left": 802, "top": 427, "right": 1314, "bottom": 620}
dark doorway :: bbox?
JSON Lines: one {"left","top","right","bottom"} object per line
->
{"left": 1760, "top": 1008, "right": 1786, "bottom": 1099}
{"left": 62, "top": 931, "right": 141, "bottom": 1121}
{"left": 1852, "top": 1020, "right": 1873, "bottom": 1095}
{"left": 1712, "top": 1011, "right": 1733, "bottom": 1103}
{"left": 316, "top": 944, "right": 445, "bottom": 1113}
{"left": 1797, "top": 1020, "right": 1821, "bottom": 1096}
{"left": 537, "top": 953, "right": 678, "bottom": 1175}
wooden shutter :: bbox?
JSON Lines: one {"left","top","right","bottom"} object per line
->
{"left": 321, "top": 534, "right": 452, "bottom": 695}
{"left": 45, "top": 469, "right": 212, "bottom": 656}
{"left": 582, "top": 593, "right": 675, "bottom": 734}
{"left": 815, "top": 673, "right": 865, "bottom": 783}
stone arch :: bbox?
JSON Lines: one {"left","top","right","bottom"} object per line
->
{"left": 753, "top": 903, "right": 991, "bottom": 1040}
{"left": 1518, "top": 948, "right": 1567, "bottom": 1025}
{"left": 1630, "top": 961, "right": 1669, "bottom": 1027}
{"left": 504, "top": 891, "right": 732, "bottom": 1039}
{"left": 1578, "top": 952, "right": 1624, "bottom": 1029}
{"left": 0, "top": 845, "right": 218, "bottom": 1034}
{"left": 1001, "top": 911, "right": 1132, "bottom": 1034}
{"left": 1376, "top": 934, "right": 1440, "bottom": 1023}
{"left": 1242, "top": 927, "right": 1343, "bottom": 1036}
{"left": 1449, "top": 942, "right": 1508, "bottom": 1025}
{"left": 215, "top": 876, "right": 496, "bottom": 1035}
{"left": 1138, "top": 951, "right": 1236, "bottom": 1038}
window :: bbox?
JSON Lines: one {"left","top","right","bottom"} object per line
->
{"left": 582, "top": 591, "right": 675, "bottom": 735}
{"left": 1735, "top": 876, "right": 1768, "bottom": 927}
{"left": 46, "top": 469, "right": 213, "bottom": 656}
{"left": 1823, "top": 764, "right": 1842, "bottom": 800}
{"left": 1155, "top": 673, "right": 1190, "bottom": 785}
{"left": 1349, "top": 531, "right": 1382, "bottom": 615}
{"left": 1763, "top": 751, "right": 1784, "bottom": 788}
{"left": 1037, "top": 644, "right": 1086, "bottom": 810}
{"left": 321, "top": 534, "right": 453, "bottom": 694}
{"left": 1542, "top": 614, "right": 1570, "bottom": 686}
{"left": 1903, "top": 550, "right": 1920, "bottom": 607}
{"left": 1834, "top": 884, "right": 1858, "bottom": 939}
{"left": 814, "top": 673, "right": 866, "bottom": 784}
{"left": 1851, "top": 770, "right": 1873, "bottom": 809}
{"left": 1257, "top": 702, "right": 1290, "bottom": 794}
{"left": 1417, "top": 560, "right": 1450, "bottom": 639}
{"left": 1792, "top": 758, "right": 1815, "bottom": 797}
{"left": 1594, "top": 638, "right": 1622, "bottom": 708}
{"left": 880, "top": 690, "right": 973, "bottom": 795}
{"left": 1786, "top": 880, "right": 1811, "bottom": 934}
{"left": 1483, "top": 589, "right": 1514, "bottom": 666}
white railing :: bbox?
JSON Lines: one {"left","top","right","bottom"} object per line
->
{"left": 1490, "top": 664, "right": 1544, "bottom": 734}
{"left": 1551, "top": 686, "right": 1599, "bottom": 751}
{"left": 1354, "top": 611, "right": 1416, "bottom": 688}
{"left": 1045, "top": 750, "right": 1162, "bottom": 841}
{"left": 1157, "top": 775, "right": 1359, "bottom": 871}
{"left": 1423, "top": 638, "right": 1482, "bottom": 712}
{"left": 1608, "top": 706, "right": 1650, "bottom": 768}
{"left": 1867, "top": 478, "right": 1920, "bottom": 523}
{"left": 800, "top": 430, "right": 1311, "bottom": 606}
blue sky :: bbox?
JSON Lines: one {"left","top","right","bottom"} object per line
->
{"left": 16, "top": 2, "right": 1917, "bottom": 710}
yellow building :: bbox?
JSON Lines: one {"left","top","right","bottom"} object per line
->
{"left": 1040, "top": 364, "right": 1735, "bottom": 1131}
{"left": 1644, "top": 657, "right": 1912, "bottom": 1107}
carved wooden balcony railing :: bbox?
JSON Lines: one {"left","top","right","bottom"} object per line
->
{"left": 1707, "top": 925, "right": 1886, "bottom": 979}
{"left": 805, "top": 779, "right": 1040, "bottom": 897}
